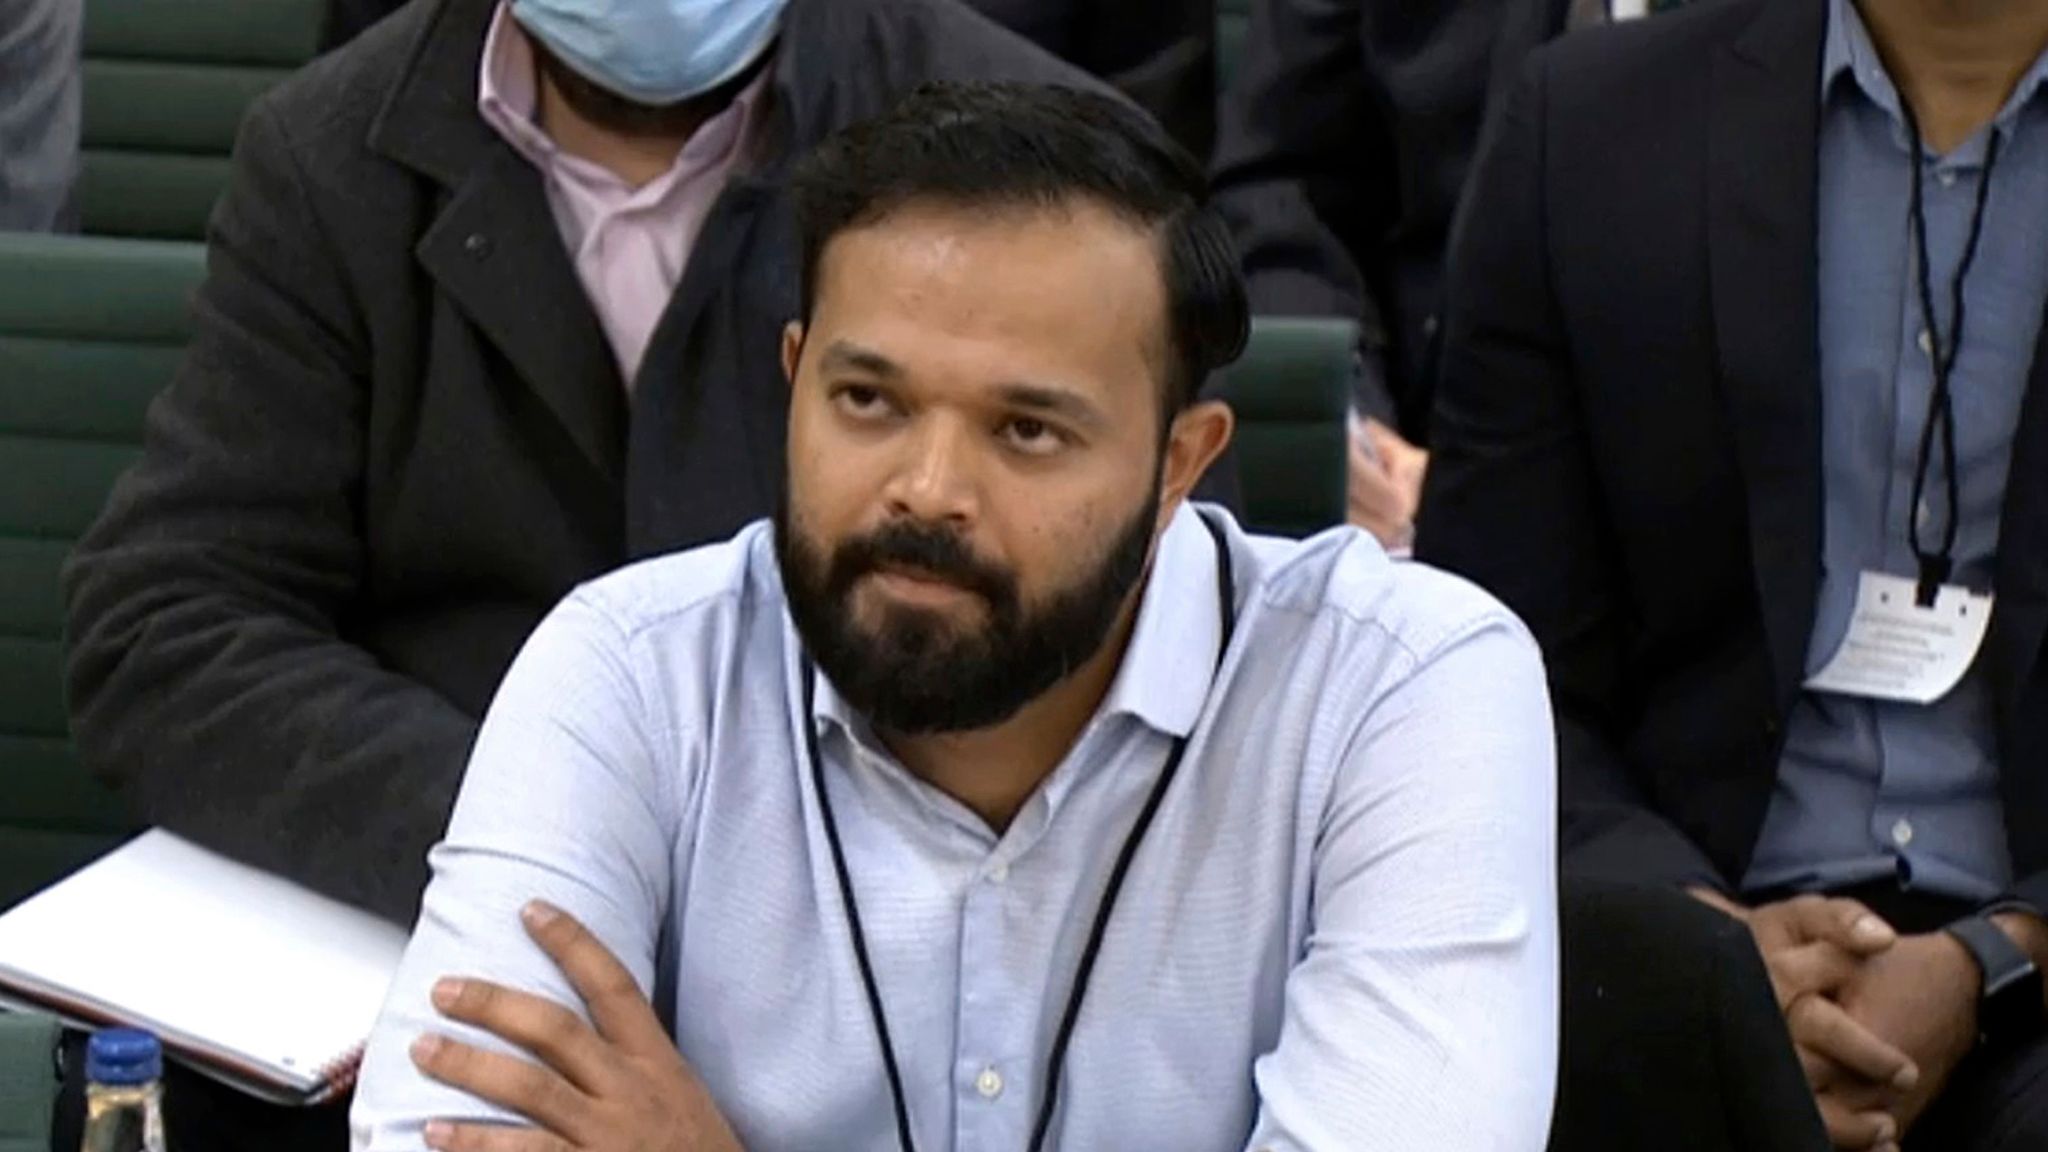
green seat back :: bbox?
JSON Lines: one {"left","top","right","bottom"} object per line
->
{"left": 1214, "top": 316, "right": 1356, "bottom": 538}
{"left": 80, "top": 0, "right": 324, "bottom": 239}
{"left": 0, "top": 232, "right": 206, "bottom": 909}
{"left": 1217, "top": 0, "right": 1253, "bottom": 92}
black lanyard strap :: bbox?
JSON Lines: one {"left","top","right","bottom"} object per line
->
{"left": 799, "top": 510, "right": 1239, "bottom": 1152}
{"left": 1900, "top": 98, "right": 2004, "bottom": 606}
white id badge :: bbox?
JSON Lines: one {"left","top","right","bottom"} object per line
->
{"left": 1802, "top": 571, "right": 1994, "bottom": 705}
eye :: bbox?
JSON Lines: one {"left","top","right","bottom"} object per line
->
{"left": 832, "top": 384, "right": 896, "bottom": 421}
{"left": 998, "top": 416, "right": 1069, "bottom": 455}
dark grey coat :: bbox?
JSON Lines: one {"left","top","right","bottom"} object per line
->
{"left": 63, "top": 0, "right": 1111, "bottom": 924}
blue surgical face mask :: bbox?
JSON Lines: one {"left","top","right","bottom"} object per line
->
{"left": 510, "top": 0, "right": 786, "bottom": 107}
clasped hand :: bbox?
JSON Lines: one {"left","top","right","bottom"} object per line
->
{"left": 410, "top": 901, "right": 742, "bottom": 1152}
{"left": 1694, "top": 890, "right": 1979, "bottom": 1152}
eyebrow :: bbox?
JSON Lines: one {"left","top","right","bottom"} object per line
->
{"left": 994, "top": 383, "right": 1107, "bottom": 430}
{"left": 817, "top": 341, "right": 903, "bottom": 379}
{"left": 816, "top": 340, "right": 1108, "bottom": 429}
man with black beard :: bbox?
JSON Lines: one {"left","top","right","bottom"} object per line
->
{"left": 349, "top": 83, "right": 1560, "bottom": 1152}
{"left": 58, "top": 1, "right": 1131, "bottom": 1147}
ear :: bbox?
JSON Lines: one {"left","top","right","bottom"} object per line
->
{"left": 1155, "top": 399, "right": 1234, "bottom": 530}
{"left": 781, "top": 320, "right": 806, "bottom": 390}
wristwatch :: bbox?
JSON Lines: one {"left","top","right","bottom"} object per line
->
{"left": 1944, "top": 913, "right": 2046, "bottom": 1048}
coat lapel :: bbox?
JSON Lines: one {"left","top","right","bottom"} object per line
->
{"left": 1706, "top": 0, "right": 1830, "bottom": 709}
{"left": 1990, "top": 304, "right": 2048, "bottom": 854}
{"left": 368, "top": 0, "right": 625, "bottom": 485}
{"left": 416, "top": 148, "right": 626, "bottom": 483}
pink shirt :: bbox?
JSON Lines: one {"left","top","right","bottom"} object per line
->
{"left": 477, "top": 4, "right": 770, "bottom": 385}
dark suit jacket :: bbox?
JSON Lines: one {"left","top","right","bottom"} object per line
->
{"left": 61, "top": 0, "right": 1112, "bottom": 925}
{"left": 969, "top": 0, "right": 1216, "bottom": 158}
{"left": 1209, "top": 0, "right": 1556, "bottom": 434}
{"left": 1415, "top": 0, "right": 2048, "bottom": 912}
{"left": 320, "top": 0, "right": 1217, "bottom": 157}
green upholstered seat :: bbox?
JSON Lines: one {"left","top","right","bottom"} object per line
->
{"left": 0, "top": 232, "right": 206, "bottom": 910}
{"left": 1216, "top": 0, "right": 1251, "bottom": 91}
{"left": 0, "top": 1009, "right": 58, "bottom": 1152}
{"left": 1214, "top": 316, "right": 1356, "bottom": 539}
{"left": 79, "top": 0, "right": 324, "bottom": 239}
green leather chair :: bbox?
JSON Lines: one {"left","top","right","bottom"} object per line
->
{"left": 0, "top": 1010, "right": 59, "bottom": 1152}
{"left": 80, "top": 0, "right": 324, "bottom": 239}
{"left": 0, "top": 232, "right": 206, "bottom": 911}
{"left": 1216, "top": 0, "right": 1252, "bottom": 91}
{"left": 1213, "top": 316, "right": 1356, "bottom": 538}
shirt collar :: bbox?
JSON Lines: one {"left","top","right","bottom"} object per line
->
{"left": 1093, "top": 502, "right": 1228, "bottom": 739}
{"left": 803, "top": 502, "right": 1232, "bottom": 744}
{"left": 476, "top": 2, "right": 554, "bottom": 168}
{"left": 1822, "top": 0, "right": 2048, "bottom": 134}
{"left": 475, "top": 2, "right": 774, "bottom": 186}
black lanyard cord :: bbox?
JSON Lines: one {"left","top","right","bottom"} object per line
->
{"left": 800, "top": 511, "right": 1239, "bottom": 1152}
{"left": 805, "top": 697, "right": 919, "bottom": 1152}
{"left": 1900, "top": 97, "right": 2004, "bottom": 605}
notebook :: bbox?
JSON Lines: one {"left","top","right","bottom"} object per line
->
{"left": 0, "top": 830, "right": 409, "bottom": 1106}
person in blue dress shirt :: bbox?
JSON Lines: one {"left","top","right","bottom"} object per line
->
{"left": 1420, "top": 0, "right": 2048, "bottom": 1147}
{"left": 350, "top": 81, "right": 1559, "bottom": 1151}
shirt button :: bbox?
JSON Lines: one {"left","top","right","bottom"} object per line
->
{"left": 1938, "top": 170, "right": 1958, "bottom": 188}
{"left": 975, "top": 1066, "right": 1004, "bottom": 1099}
{"left": 1891, "top": 818, "right": 1915, "bottom": 848}
{"left": 986, "top": 862, "right": 1009, "bottom": 884}
{"left": 1917, "top": 329, "right": 1934, "bottom": 356}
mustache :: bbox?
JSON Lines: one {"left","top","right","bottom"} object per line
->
{"left": 828, "top": 521, "right": 1016, "bottom": 607}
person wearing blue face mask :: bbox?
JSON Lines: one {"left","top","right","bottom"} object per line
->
{"left": 319, "top": 0, "right": 1222, "bottom": 158}
{"left": 56, "top": 1, "right": 1149, "bottom": 1150}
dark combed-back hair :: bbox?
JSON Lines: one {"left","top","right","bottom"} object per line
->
{"left": 791, "top": 81, "right": 1250, "bottom": 414}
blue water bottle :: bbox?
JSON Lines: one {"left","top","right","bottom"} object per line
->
{"left": 80, "top": 1029, "right": 167, "bottom": 1152}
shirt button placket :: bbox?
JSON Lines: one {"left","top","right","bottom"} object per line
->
{"left": 955, "top": 862, "right": 1012, "bottom": 1149}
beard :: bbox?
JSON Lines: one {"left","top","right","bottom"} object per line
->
{"left": 775, "top": 484, "right": 1162, "bottom": 736}
{"left": 528, "top": 38, "right": 769, "bottom": 140}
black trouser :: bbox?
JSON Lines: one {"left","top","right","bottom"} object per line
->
{"left": 50, "top": 1031, "right": 348, "bottom": 1152}
{"left": 1552, "top": 878, "right": 1830, "bottom": 1152}
{"left": 1814, "top": 879, "right": 2048, "bottom": 1152}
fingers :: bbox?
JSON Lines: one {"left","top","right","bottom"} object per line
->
{"left": 1347, "top": 437, "right": 1416, "bottom": 549}
{"left": 422, "top": 1119, "right": 574, "bottom": 1152}
{"left": 1815, "top": 1091, "right": 1899, "bottom": 1152}
{"left": 411, "top": 1034, "right": 590, "bottom": 1141}
{"left": 1797, "top": 1043, "right": 1838, "bottom": 1092}
{"left": 1364, "top": 420, "right": 1430, "bottom": 484}
{"left": 1781, "top": 895, "right": 1897, "bottom": 956}
{"left": 1685, "top": 886, "right": 1748, "bottom": 921}
{"left": 422, "top": 1118, "right": 575, "bottom": 1152}
{"left": 431, "top": 977, "right": 613, "bottom": 1095}
{"left": 521, "top": 901, "right": 670, "bottom": 1056}
{"left": 1786, "top": 995, "right": 1919, "bottom": 1090}
{"left": 1768, "top": 940, "right": 1868, "bottom": 1005}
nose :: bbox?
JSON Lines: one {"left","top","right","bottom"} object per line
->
{"left": 882, "top": 413, "right": 980, "bottom": 526}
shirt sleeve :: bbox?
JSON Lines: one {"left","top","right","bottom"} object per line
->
{"left": 1244, "top": 610, "right": 1560, "bottom": 1151}
{"left": 349, "top": 593, "right": 681, "bottom": 1150}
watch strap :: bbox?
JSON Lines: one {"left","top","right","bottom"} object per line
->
{"left": 1944, "top": 914, "right": 2043, "bottom": 1047}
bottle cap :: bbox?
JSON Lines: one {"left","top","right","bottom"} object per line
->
{"left": 86, "top": 1029, "right": 162, "bottom": 1085}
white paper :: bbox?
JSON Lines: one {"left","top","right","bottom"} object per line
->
{"left": 1803, "top": 571, "right": 1993, "bottom": 705}
{"left": 0, "top": 830, "right": 407, "bottom": 1102}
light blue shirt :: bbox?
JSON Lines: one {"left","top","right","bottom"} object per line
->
{"left": 1745, "top": 0, "right": 2048, "bottom": 903}
{"left": 351, "top": 505, "right": 1558, "bottom": 1151}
